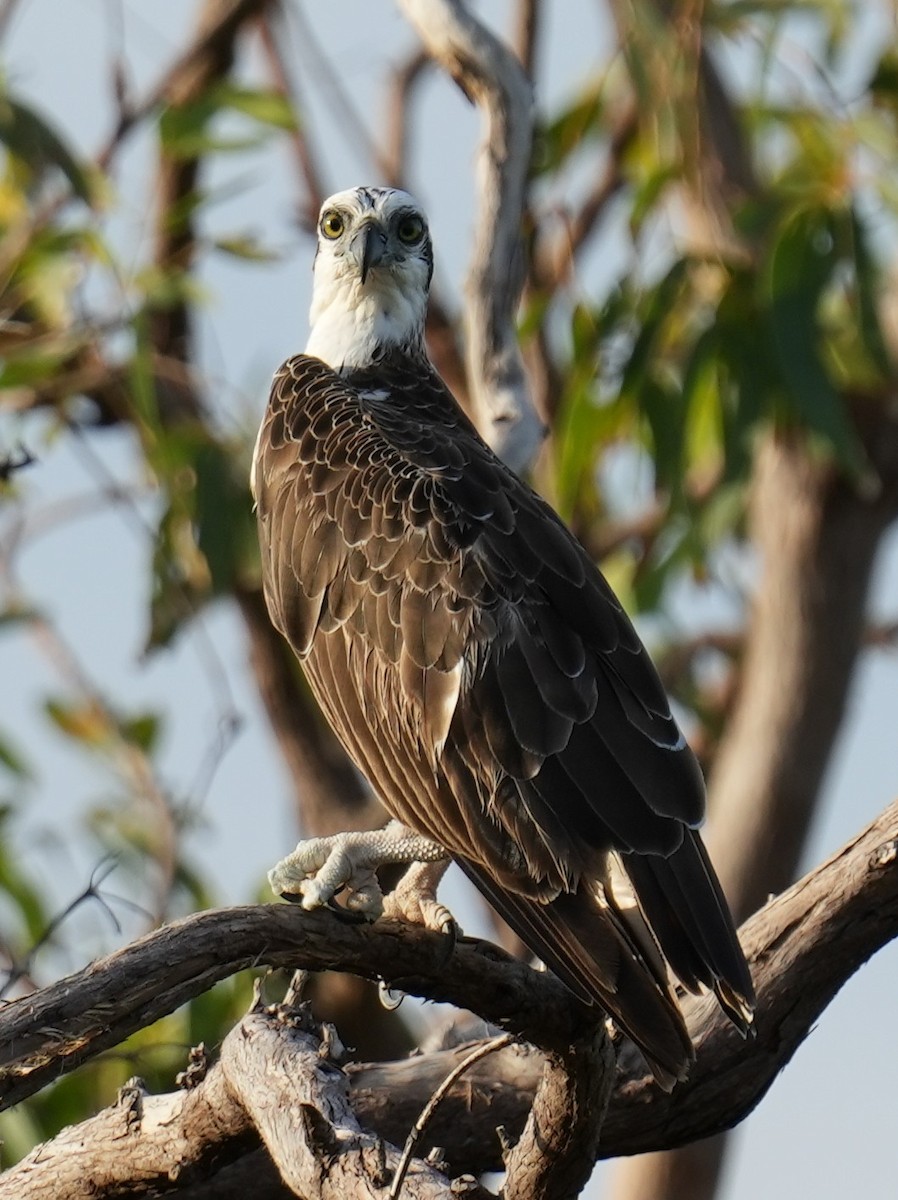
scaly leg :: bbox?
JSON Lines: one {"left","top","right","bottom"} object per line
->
{"left": 268, "top": 820, "right": 450, "bottom": 924}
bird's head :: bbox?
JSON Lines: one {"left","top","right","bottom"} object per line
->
{"left": 305, "top": 186, "right": 433, "bottom": 371}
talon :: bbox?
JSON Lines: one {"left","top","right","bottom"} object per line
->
{"left": 324, "top": 899, "right": 370, "bottom": 924}
{"left": 268, "top": 823, "right": 448, "bottom": 919}
{"left": 299, "top": 878, "right": 333, "bottom": 910}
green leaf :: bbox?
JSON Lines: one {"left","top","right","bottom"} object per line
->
{"left": 193, "top": 440, "right": 254, "bottom": 595}
{"left": 0, "top": 350, "right": 71, "bottom": 389}
{"left": 212, "top": 233, "right": 280, "bottom": 263}
{"left": 868, "top": 48, "right": 898, "bottom": 108}
{"left": 0, "top": 95, "right": 96, "bottom": 204}
{"left": 619, "top": 258, "right": 690, "bottom": 401}
{"left": 641, "top": 374, "right": 687, "bottom": 495}
{"left": 44, "top": 697, "right": 113, "bottom": 748}
{"left": 713, "top": 271, "right": 772, "bottom": 483}
{"left": 0, "top": 812, "right": 46, "bottom": 941}
{"left": 159, "top": 85, "right": 296, "bottom": 160}
{"left": 0, "top": 729, "right": 30, "bottom": 779}
{"left": 127, "top": 310, "right": 160, "bottom": 440}
{"left": 147, "top": 496, "right": 204, "bottom": 649}
{"left": 119, "top": 713, "right": 162, "bottom": 754}
{"left": 764, "top": 205, "right": 863, "bottom": 470}
{"left": 535, "top": 82, "right": 605, "bottom": 175}
{"left": 850, "top": 209, "right": 891, "bottom": 378}
{"left": 217, "top": 86, "right": 297, "bottom": 130}
{"left": 629, "top": 163, "right": 679, "bottom": 234}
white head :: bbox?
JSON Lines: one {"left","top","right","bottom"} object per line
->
{"left": 304, "top": 186, "right": 433, "bottom": 371}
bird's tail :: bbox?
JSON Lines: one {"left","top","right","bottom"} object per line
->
{"left": 457, "top": 858, "right": 696, "bottom": 1090}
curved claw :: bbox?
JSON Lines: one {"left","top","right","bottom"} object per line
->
{"left": 268, "top": 824, "right": 448, "bottom": 922}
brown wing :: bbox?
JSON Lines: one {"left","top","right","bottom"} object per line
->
{"left": 253, "top": 352, "right": 753, "bottom": 1085}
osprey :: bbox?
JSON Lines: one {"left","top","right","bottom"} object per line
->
{"left": 252, "top": 185, "right": 754, "bottom": 1086}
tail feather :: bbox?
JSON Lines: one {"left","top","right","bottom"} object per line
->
{"left": 456, "top": 858, "right": 695, "bottom": 1090}
{"left": 625, "top": 832, "right": 755, "bottom": 1032}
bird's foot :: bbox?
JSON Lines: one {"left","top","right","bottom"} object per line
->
{"left": 268, "top": 820, "right": 448, "bottom": 921}
{"left": 382, "top": 858, "right": 455, "bottom": 935}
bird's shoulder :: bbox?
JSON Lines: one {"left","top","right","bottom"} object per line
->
{"left": 258, "top": 353, "right": 590, "bottom": 588}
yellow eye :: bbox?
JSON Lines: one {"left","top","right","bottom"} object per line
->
{"left": 397, "top": 214, "right": 424, "bottom": 244}
{"left": 321, "top": 210, "right": 345, "bottom": 239}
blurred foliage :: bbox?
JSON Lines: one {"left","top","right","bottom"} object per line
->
{"left": 1, "top": 0, "right": 897, "bottom": 1167}
{"left": 534, "top": 0, "right": 897, "bottom": 623}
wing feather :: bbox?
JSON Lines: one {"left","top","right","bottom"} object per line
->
{"left": 253, "top": 351, "right": 754, "bottom": 1082}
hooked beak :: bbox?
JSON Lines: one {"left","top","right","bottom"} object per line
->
{"left": 351, "top": 223, "right": 387, "bottom": 285}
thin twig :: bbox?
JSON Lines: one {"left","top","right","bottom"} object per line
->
{"left": 290, "top": 1, "right": 393, "bottom": 181}
{"left": 256, "top": 8, "right": 328, "bottom": 230}
{"left": 0, "top": 446, "right": 34, "bottom": 482}
{"left": 389, "top": 1033, "right": 515, "bottom": 1198}
{"left": 95, "top": 0, "right": 279, "bottom": 173}
{"left": 382, "top": 49, "right": 431, "bottom": 188}
{"left": 0, "top": 859, "right": 122, "bottom": 1000}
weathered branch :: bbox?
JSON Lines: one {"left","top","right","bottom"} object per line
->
{"left": 2, "top": 796, "right": 897, "bottom": 1197}
{"left": 398, "top": 0, "right": 543, "bottom": 470}
{"left": 220, "top": 1006, "right": 454, "bottom": 1199}
{"left": 2, "top": 1002, "right": 456, "bottom": 1200}
{"left": 502, "top": 1028, "right": 614, "bottom": 1200}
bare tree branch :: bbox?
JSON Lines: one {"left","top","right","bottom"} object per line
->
{"left": 2, "top": 794, "right": 897, "bottom": 1197}
{"left": 96, "top": 0, "right": 279, "bottom": 172}
{"left": 220, "top": 1005, "right": 455, "bottom": 1199}
{"left": 503, "top": 1028, "right": 614, "bottom": 1200}
{"left": 389, "top": 1036, "right": 510, "bottom": 1199}
{"left": 398, "top": 0, "right": 544, "bottom": 470}
{"left": 1, "top": 1001, "right": 457, "bottom": 1200}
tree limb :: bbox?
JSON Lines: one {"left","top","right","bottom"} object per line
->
{"left": 1, "top": 1001, "right": 457, "bottom": 1200}
{"left": 502, "top": 1027, "right": 615, "bottom": 1200}
{"left": 398, "top": 0, "right": 544, "bottom": 470}
{"left": 219, "top": 1005, "right": 454, "bottom": 1199}
{"left": 2, "top": 796, "right": 897, "bottom": 1197}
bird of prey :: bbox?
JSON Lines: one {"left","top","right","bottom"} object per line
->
{"left": 252, "top": 185, "right": 754, "bottom": 1086}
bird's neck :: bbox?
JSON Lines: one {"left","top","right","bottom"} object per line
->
{"left": 305, "top": 274, "right": 427, "bottom": 371}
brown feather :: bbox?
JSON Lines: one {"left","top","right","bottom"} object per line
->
{"left": 253, "top": 350, "right": 755, "bottom": 1083}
